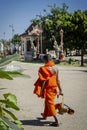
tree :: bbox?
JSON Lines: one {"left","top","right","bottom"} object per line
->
{"left": 12, "top": 34, "right": 21, "bottom": 44}
{"left": 31, "top": 3, "right": 87, "bottom": 65}
{"left": 31, "top": 3, "right": 70, "bottom": 52}
{"left": 71, "top": 10, "right": 87, "bottom": 66}
{"left": 42, "top": 3, "right": 70, "bottom": 51}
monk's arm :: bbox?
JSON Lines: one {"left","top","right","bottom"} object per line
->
{"left": 56, "top": 70, "right": 63, "bottom": 95}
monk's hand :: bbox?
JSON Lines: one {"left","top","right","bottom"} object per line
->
{"left": 57, "top": 94, "right": 59, "bottom": 98}
{"left": 59, "top": 90, "right": 63, "bottom": 96}
{"left": 40, "top": 91, "right": 44, "bottom": 98}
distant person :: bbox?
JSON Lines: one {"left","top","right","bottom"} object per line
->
{"left": 33, "top": 54, "right": 63, "bottom": 127}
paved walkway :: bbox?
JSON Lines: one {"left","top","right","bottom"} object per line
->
{"left": 0, "top": 61, "right": 87, "bottom": 130}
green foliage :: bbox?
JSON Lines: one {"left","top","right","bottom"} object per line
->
{"left": 0, "top": 54, "right": 21, "bottom": 67}
{"left": 67, "top": 58, "right": 75, "bottom": 64}
{"left": 32, "top": 3, "right": 87, "bottom": 66}
{"left": 0, "top": 93, "right": 24, "bottom": 130}
{"left": 0, "top": 69, "right": 25, "bottom": 129}
{"left": 12, "top": 34, "right": 21, "bottom": 43}
{"left": 0, "top": 70, "right": 13, "bottom": 80}
{"left": 71, "top": 10, "right": 87, "bottom": 45}
{"left": 0, "top": 117, "right": 23, "bottom": 130}
{"left": 0, "top": 70, "right": 23, "bottom": 80}
{"left": 0, "top": 93, "right": 20, "bottom": 110}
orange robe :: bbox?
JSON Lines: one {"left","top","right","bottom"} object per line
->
{"left": 34, "top": 61, "right": 58, "bottom": 117}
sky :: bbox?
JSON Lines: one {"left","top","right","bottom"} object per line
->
{"left": 0, "top": 0, "right": 87, "bottom": 40}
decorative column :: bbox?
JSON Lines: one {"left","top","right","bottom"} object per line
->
{"left": 60, "top": 28, "right": 64, "bottom": 52}
{"left": 60, "top": 28, "right": 65, "bottom": 61}
{"left": 37, "top": 37, "right": 40, "bottom": 59}
{"left": 40, "top": 22, "right": 42, "bottom": 54}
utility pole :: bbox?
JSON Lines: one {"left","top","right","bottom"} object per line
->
{"left": 3, "top": 32, "right": 5, "bottom": 40}
{"left": 9, "top": 24, "right": 14, "bottom": 42}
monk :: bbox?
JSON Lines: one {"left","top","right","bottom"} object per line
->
{"left": 33, "top": 54, "right": 63, "bottom": 126}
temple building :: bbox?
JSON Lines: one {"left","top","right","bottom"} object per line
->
{"left": 20, "top": 23, "right": 42, "bottom": 61}
{"left": 0, "top": 41, "right": 4, "bottom": 56}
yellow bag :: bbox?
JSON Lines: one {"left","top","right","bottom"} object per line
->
{"left": 56, "top": 96, "right": 75, "bottom": 115}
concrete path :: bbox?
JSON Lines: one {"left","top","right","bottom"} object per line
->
{"left": 0, "top": 61, "right": 87, "bottom": 130}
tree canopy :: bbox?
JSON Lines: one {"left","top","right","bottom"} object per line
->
{"left": 31, "top": 3, "right": 87, "bottom": 66}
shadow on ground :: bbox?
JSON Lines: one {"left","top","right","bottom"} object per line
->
{"left": 21, "top": 117, "right": 51, "bottom": 126}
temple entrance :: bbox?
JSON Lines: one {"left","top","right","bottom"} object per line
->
{"left": 26, "top": 39, "right": 31, "bottom": 51}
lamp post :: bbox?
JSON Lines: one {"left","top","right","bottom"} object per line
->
{"left": 9, "top": 24, "right": 15, "bottom": 53}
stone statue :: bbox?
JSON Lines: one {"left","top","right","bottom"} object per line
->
{"left": 53, "top": 39, "right": 59, "bottom": 60}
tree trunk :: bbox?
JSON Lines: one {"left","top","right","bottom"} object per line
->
{"left": 81, "top": 47, "right": 84, "bottom": 66}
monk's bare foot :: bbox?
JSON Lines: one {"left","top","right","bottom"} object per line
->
{"left": 41, "top": 113, "right": 47, "bottom": 119}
